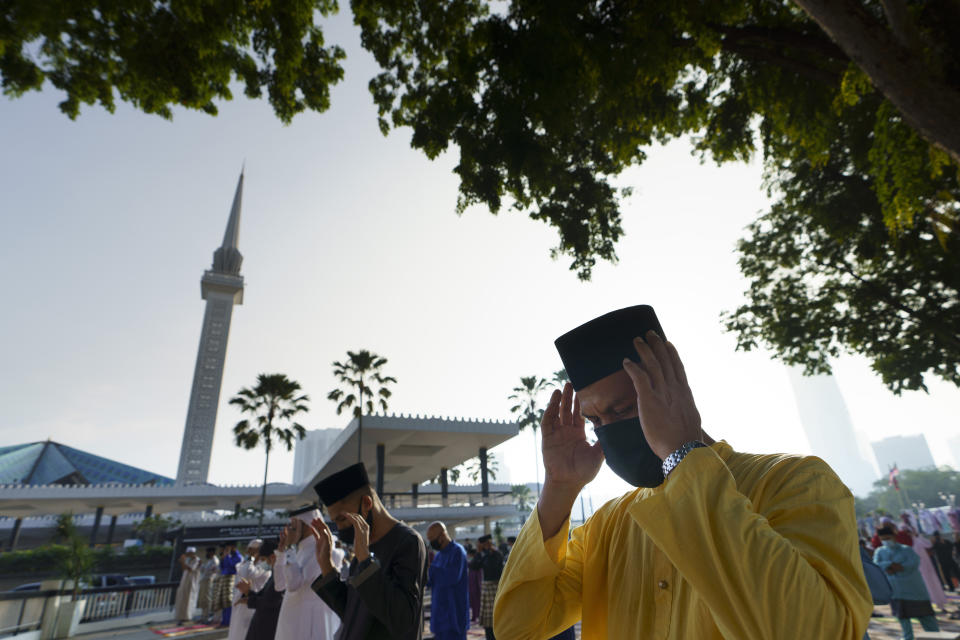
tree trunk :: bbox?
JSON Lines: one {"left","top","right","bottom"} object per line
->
{"left": 792, "top": 0, "right": 960, "bottom": 166}
{"left": 257, "top": 443, "right": 270, "bottom": 538}
{"left": 357, "top": 379, "right": 364, "bottom": 463}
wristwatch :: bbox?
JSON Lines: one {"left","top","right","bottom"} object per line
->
{"left": 661, "top": 441, "right": 707, "bottom": 477}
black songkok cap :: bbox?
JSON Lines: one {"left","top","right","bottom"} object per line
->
{"left": 876, "top": 526, "right": 895, "bottom": 536}
{"left": 478, "top": 534, "right": 492, "bottom": 543}
{"left": 314, "top": 462, "right": 371, "bottom": 506}
{"left": 259, "top": 540, "right": 277, "bottom": 557}
{"left": 554, "top": 305, "right": 665, "bottom": 391}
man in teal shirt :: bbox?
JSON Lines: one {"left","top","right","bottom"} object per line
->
{"left": 873, "top": 526, "right": 940, "bottom": 640}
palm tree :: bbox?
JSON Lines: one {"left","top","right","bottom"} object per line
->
{"left": 328, "top": 350, "right": 397, "bottom": 462}
{"left": 231, "top": 373, "right": 309, "bottom": 536}
{"left": 509, "top": 375, "right": 550, "bottom": 498}
{"left": 511, "top": 484, "right": 534, "bottom": 512}
{"left": 551, "top": 369, "right": 569, "bottom": 387}
{"left": 464, "top": 454, "right": 499, "bottom": 483}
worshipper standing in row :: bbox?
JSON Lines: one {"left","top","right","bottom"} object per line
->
{"left": 216, "top": 541, "right": 243, "bottom": 627}
{"left": 309, "top": 462, "right": 429, "bottom": 640}
{"left": 174, "top": 547, "right": 201, "bottom": 625}
{"left": 426, "top": 521, "right": 469, "bottom": 640}
{"left": 238, "top": 541, "right": 282, "bottom": 640}
{"left": 932, "top": 531, "right": 959, "bottom": 592}
{"left": 274, "top": 505, "right": 343, "bottom": 640}
{"left": 467, "top": 547, "right": 482, "bottom": 624}
{"left": 872, "top": 517, "right": 914, "bottom": 548}
{"left": 470, "top": 534, "right": 503, "bottom": 640}
{"left": 909, "top": 529, "right": 948, "bottom": 611}
{"left": 873, "top": 526, "right": 940, "bottom": 640}
{"left": 228, "top": 539, "right": 267, "bottom": 640}
{"left": 493, "top": 305, "right": 873, "bottom": 639}
{"left": 198, "top": 546, "right": 220, "bottom": 623}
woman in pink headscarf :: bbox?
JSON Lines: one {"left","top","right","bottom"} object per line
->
{"left": 909, "top": 528, "right": 948, "bottom": 609}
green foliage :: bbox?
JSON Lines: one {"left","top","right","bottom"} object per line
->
{"left": 0, "top": 0, "right": 345, "bottom": 122}
{"left": 230, "top": 373, "right": 309, "bottom": 534}
{"left": 53, "top": 513, "right": 78, "bottom": 542}
{"left": 723, "top": 91, "right": 960, "bottom": 392}
{"left": 511, "top": 484, "right": 533, "bottom": 513}
{"left": 429, "top": 453, "right": 499, "bottom": 485}
{"left": 224, "top": 507, "right": 264, "bottom": 521}
{"left": 327, "top": 350, "right": 397, "bottom": 418}
{"left": 231, "top": 373, "right": 309, "bottom": 454}
{"left": 132, "top": 514, "right": 182, "bottom": 545}
{"left": 854, "top": 467, "right": 960, "bottom": 516}
{"left": 353, "top": 0, "right": 959, "bottom": 278}
{"left": 59, "top": 535, "right": 94, "bottom": 599}
{"left": 7, "top": 1, "right": 960, "bottom": 388}
{"left": 0, "top": 545, "right": 172, "bottom": 575}
{"left": 508, "top": 376, "right": 550, "bottom": 434}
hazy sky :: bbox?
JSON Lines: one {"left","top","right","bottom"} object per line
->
{"left": 1, "top": 11, "right": 956, "bottom": 507}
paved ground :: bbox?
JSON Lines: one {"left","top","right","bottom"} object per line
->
{"left": 70, "top": 592, "right": 960, "bottom": 639}
{"left": 866, "top": 591, "right": 960, "bottom": 639}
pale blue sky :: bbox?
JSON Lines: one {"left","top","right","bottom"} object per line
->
{"left": 1, "top": 11, "right": 956, "bottom": 505}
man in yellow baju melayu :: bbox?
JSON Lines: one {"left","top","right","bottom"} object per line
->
{"left": 494, "top": 305, "right": 872, "bottom": 639}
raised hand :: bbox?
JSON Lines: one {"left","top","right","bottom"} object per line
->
{"left": 277, "top": 525, "right": 289, "bottom": 551}
{"left": 307, "top": 517, "right": 336, "bottom": 575}
{"left": 343, "top": 512, "right": 371, "bottom": 562}
{"left": 236, "top": 578, "right": 251, "bottom": 595}
{"left": 541, "top": 383, "right": 605, "bottom": 492}
{"left": 537, "top": 383, "right": 605, "bottom": 540}
{"left": 622, "top": 331, "right": 703, "bottom": 460}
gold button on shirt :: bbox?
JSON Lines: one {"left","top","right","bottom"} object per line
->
{"left": 493, "top": 442, "right": 872, "bottom": 640}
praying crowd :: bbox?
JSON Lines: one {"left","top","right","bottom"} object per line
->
{"left": 858, "top": 513, "right": 960, "bottom": 639}
{"left": 169, "top": 304, "right": 957, "bottom": 639}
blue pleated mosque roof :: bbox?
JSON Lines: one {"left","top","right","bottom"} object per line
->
{"left": 0, "top": 441, "right": 174, "bottom": 486}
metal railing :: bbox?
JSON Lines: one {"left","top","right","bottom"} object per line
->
{"left": 76, "top": 582, "right": 176, "bottom": 623}
{"left": 0, "top": 589, "right": 53, "bottom": 637}
{"left": 0, "top": 582, "right": 177, "bottom": 637}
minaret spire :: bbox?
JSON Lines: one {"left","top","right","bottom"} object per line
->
{"left": 212, "top": 171, "right": 244, "bottom": 275}
{"left": 176, "top": 171, "right": 247, "bottom": 485}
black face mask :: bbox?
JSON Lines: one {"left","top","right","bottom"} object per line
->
{"left": 594, "top": 417, "right": 664, "bottom": 488}
{"left": 334, "top": 503, "right": 373, "bottom": 545}
{"left": 429, "top": 538, "right": 442, "bottom": 551}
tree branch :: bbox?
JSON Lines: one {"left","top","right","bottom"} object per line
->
{"left": 879, "top": 0, "right": 923, "bottom": 56}
{"left": 792, "top": 0, "right": 960, "bottom": 166}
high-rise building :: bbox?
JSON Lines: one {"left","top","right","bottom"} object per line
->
{"left": 871, "top": 435, "right": 937, "bottom": 474}
{"left": 786, "top": 368, "right": 878, "bottom": 496}
{"left": 175, "top": 173, "right": 245, "bottom": 485}
{"left": 293, "top": 429, "right": 343, "bottom": 484}
{"left": 947, "top": 435, "right": 960, "bottom": 471}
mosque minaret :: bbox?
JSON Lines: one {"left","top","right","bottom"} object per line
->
{"left": 175, "top": 172, "right": 245, "bottom": 485}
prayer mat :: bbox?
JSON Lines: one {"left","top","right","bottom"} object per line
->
{"left": 151, "top": 623, "right": 217, "bottom": 637}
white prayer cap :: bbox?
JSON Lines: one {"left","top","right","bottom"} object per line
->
{"left": 290, "top": 503, "right": 322, "bottom": 525}
{"left": 185, "top": 546, "right": 197, "bottom": 553}
{"left": 247, "top": 538, "right": 263, "bottom": 549}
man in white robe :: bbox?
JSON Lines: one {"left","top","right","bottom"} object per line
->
{"left": 274, "top": 504, "right": 344, "bottom": 640}
{"left": 174, "top": 547, "right": 201, "bottom": 624}
{"left": 227, "top": 539, "right": 268, "bottom": 640}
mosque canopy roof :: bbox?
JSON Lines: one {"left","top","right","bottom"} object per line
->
{"left": 0, "top": 441, "right": 174, "bottom": 487}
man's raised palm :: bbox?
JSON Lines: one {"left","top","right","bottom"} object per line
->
{"left": 541, "top": 384, "right": 604, "bottom": 491}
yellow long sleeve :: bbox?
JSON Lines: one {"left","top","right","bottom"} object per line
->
{"left": 494, "top": 442, "right": 872, "bottom": 640}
